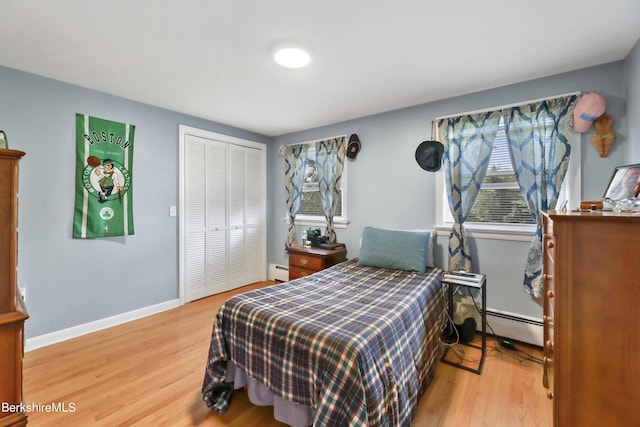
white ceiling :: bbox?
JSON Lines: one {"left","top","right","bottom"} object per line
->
{"left": 1, "top": 1, "right": 639, "bottom": 137}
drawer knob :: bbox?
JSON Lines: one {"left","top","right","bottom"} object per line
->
{"left": 544, "top": 340, "right": 554, "bottom": 351}
{"left": 547, "top": 240, "right": 555, "bottom": 249}
{"left": 547, "top": 391, "right": 554, "bottom": 400}
{"left": 299, "top": 258, "right": 308, "bottom": 266}
{"left": 546, "top": 290, "right": 554, "bottom": 299}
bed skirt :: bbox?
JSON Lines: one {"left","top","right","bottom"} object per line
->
{"left": 225, "top": 358, "right": 438, "bottom": 427}
{"left": 225, "top": 360, "right": 314, "bottom": 427}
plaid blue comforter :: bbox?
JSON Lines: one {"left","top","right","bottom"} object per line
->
{"left": 202, "top": 259, "right": 445, "bottom": 426}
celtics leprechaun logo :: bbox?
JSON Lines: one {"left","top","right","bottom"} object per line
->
{"left": 82, "top": 156, "right": 131, "bottom": 203}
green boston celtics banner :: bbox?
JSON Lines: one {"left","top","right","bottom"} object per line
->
{"left": 73, "top": 113, "right": 135, "bottom": 238}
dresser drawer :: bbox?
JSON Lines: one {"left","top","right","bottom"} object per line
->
{"left": 289, "top": 266, "right": 315, "bottom": 280}
{"left": 289, "top": 253, "right": 327, "bottom": 271}
{"left": 286, "top": 245, "right": 348, "bottom": 281}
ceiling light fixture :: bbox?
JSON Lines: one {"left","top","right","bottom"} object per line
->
{"left": 274, "top": 47, "right": 311, "bottom": 68}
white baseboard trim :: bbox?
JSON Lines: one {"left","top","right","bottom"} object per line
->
{"left": 486, "top": 309, "right": 543, "bottom": 347}
{"left": 24, "top": 300, "right": 542, "bottom": 351}
{"left": 25, "top": 299, "right": 180, "bottom": 352}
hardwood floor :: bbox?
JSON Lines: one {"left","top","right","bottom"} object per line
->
{"left": 23, "top": 281, "right": 552, "bottom": 426}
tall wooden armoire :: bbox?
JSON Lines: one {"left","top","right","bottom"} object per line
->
{"left": 0, "top": 149, "right": 28, "bottom": 427}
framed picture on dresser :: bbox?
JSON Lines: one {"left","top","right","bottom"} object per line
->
{"left": 603, "top": 163, "right": 640, "bottom": 202}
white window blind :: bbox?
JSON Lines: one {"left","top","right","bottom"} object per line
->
{"left": 438, "top": 116, "right": 577, "bottom": 233}
{"left": 466, "top": 120, "right": 534, "bottom": 224}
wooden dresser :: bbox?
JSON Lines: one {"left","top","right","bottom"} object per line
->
{"left": 286, "top": 245, "right": 347, "bottom": 280}
{"left": 0, "top": 149, "right": 28, "bottom": 427}
{"left": 542, "top": 210, "right": 639, "bottom": 427}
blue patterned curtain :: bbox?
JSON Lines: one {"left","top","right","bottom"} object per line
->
{"left": 315, "top": 136, "right": 346, "bottom": 243}
{"left": 503, "top": 95, "right": 577, "bottom": 297}
{"left": 438, "top": 112, "right": 501, "bottom": 272}
{"left": 282, "top": 144, "right": 308, "bottom": 246}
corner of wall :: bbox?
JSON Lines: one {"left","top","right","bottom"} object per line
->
{"left": 624, "top": 38, "right": 640, "bottom": 162}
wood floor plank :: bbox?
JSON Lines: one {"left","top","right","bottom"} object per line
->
{"left": 23, "top": 281, "right": 552, "bottom": 426}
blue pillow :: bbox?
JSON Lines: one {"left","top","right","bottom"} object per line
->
{"left": 358, "top": 227, "right": 432, "bottom": 273}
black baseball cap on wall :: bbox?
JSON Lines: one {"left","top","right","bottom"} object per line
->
{"left": 415, "top": 140, "right": 444, "bottom": 172}
{"left": 346, "top": 134, "right": 361, "bottom": 159}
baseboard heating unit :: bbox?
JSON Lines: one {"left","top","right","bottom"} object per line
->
{"left": 486, "top": 309, "right": 543, "bottom": 347}
{"left": 268, "top": 264, "right": 289, "bottom": 282}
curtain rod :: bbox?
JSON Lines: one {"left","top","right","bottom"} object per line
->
{"left": 287, "top": 134, "right": 348, "bottom": 146}
{"left": 433, "top": 91, "right": 582, "bottom": 122}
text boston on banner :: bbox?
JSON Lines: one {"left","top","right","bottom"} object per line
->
{"left": 72, "top": 114, "right": 135, "bottom": 238}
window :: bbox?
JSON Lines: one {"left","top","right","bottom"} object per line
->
{"left": 436, "top": 117, "right": 579, "bottom": 238}
{"left": 466, "top": 120, "right": 534, "bottom": 225}
{"left": 288, "top": 142, "right": 349, "bottom": 228}
{"left": 298, "top": 145, "right": 343, "bottom": 217}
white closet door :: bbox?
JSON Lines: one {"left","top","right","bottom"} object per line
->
{"left": 228, "top": 144, "right": 264, "bottom": 289}
{"left": 206, "top": 140, "right": 228, "bottom": 295}
{"left": 228, "top": 145, "right": 246, "bottom": 289}
{"left": 184, "top": 135, "right": 229, "bottom": 302}
{"left": 180, "top": 126, "right": 266, "bottom": 303}
{"left": 243, "top": 147, "right": 264, "bottom": 284}
{"left": 184, "top": 135, "right": 209, "bottom": 301}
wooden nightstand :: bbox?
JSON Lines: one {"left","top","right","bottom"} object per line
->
{"left": 286, "top": 245, "right": 347, "bottom": 280}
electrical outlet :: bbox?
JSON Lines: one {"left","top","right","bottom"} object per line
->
{"left": 19, "top": 286, "right": 26, "bottom": 303}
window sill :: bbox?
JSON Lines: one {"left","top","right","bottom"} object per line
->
{"left": 284, "top": 216, "right": 350, "bottom": 229}
{"left": 435, "top": 223, "right": 535, "bottom": 242}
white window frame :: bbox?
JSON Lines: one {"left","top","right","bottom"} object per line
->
{"left": 283, "top": 137, "right": 350, "bottom": 229}
{"left": 434, "top": 96, "right": 581, "bottom": 242}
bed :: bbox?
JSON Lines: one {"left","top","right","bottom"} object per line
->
{"left": 202, "top": 227, "right": 445, "bottom": 426}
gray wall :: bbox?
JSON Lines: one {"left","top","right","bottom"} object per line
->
{"left": 625, "top": 39, "right": 640, "bottom": 162}
{"left": 268, "top": 61, "right": 628, "bottom": 320}
{"left": 0, "top": 65, "right": 269, "bottom": 338}
{"left": 3, "top": 46, "right": 636, "bottom": 339}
